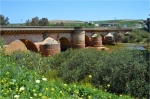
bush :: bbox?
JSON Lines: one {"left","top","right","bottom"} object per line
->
{"left": 54, "top": 48, "right": 149, "bottom": 98}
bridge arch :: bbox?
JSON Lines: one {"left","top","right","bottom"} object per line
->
{"left": 59, "top": 37, "right": 71, "bottom": 51}
{"left": 100, "top": 35, "right": 105, "bottom": 44}
{"left": 6, "top": 39, "right": 38, "bottom": 52}
{"left": 85, "top": 35, "right": 92, "bottom": 47}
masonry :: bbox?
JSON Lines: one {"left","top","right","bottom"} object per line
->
{"left": 0, "top": 26, "right": 132, "bottom": 56}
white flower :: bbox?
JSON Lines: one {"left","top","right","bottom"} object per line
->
{"left": 30, "top": 97, "right": 33, "bottom": 99}
{"left": 14, "top": 95, "right": 20, "bottom": 99}
{"left": 19, "top": 86, "right": 25, "bottom": 91}
{"left": 42, "top": 78, "right": 47, "bottom": 81}
{"left": 35, "top": 80, "right": 40, "bottom": 83}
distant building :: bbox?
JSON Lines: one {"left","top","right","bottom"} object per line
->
{"left": 100, "top": 23, "right": 120, "bottom": 27}
{"left": 95, "top": 24, "right": 99, "bottom": 27}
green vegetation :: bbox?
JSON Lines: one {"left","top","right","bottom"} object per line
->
{"left": 121, "top": 29, "right": 149, "bottom": 43}
{"left": 0, "top": 14, "right": 10, "bottom": 26}
{"left": 0, "top": 39, "right": 134, "bottom": 99}
{"left": 0, "top": 37, "right": 149, "bottom": 98}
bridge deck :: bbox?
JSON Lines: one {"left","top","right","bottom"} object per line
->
{"left": 0, "top": 26, "right": 132, "bottom": 31}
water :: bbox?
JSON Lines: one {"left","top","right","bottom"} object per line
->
{"left": 125, "top": 43, "right": 146, "bottom": 50}
{"left": 105, "top": 43, "right": 146, "bottom": 51}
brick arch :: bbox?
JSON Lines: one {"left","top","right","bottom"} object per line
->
{"left": 59, "top": 37, "right": 71, "bottom": 51}
{"left": 85, "top": 35, "right": 92, "bottom": 47}
{"left": 4, "top": 35, "right": 37, "bottom": 45}
{"left": 100, "top": 34, "right": 105, "bottom": 44}
{"left": 20, "top": 39, "right": 38, "bottom": 52}
{"left": 7, "top": 39, "right": 38, "bottom": 52}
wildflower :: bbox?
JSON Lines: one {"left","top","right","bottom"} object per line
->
{"left": 42, "top": 96, "right": 47, "bottom": 98}
{"left": 30, "top": 97, "right": 33, "bottom": 99}
{"left": 39, "top": 93, "right": 42, "bottom": 96}
{"left": 14, "top": 95, "right": 20, "bottom": 99}
{"left": 59, "top": 91, "right": 62, "bottom": 94}
{"left": 119, "top": 94, "right": 122, "bottom": 97}
{"left": 32, "top": 89, "right": 36, "bottom": 92}
{"left": 51, "top": 88, "right": 55, "bottom": 92}
{"left": 88, "top": 96, "right": 92, "bottom": 99}
{"left": 35, "top": 80, "right": 40, "bottom": 83}
{"left": 74, "top": 90, "right": 79, "bottom": 94}
{"left": 64, "top": 84, "right": 67, "bottom": 87}
{"left": 42, "top": 78, "right": 47, "bottom": 81}
{"left": 46, "top": 88, "right": 48, "bottom": 91}
{"left": 74, "top": 84, "right": 76, "bottom": 87}
{"left": 34, "top": 93, "right": 37, "bottom": 96}
{"left": 107, "top": 84, "right": 110, "bottom": 87}
{"left": 19, "top": 86, "right": 25, "bottom": 91}
{"left": 88, "top": 75, "right": 92, "bottom": 78}
{"left": 6, "top": 72, "right": 9, "bottom": 75}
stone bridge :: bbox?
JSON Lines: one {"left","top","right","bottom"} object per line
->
{"left": 0, "top": 26, "right": 132, "bottom": 56}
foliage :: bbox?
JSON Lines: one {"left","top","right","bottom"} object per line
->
{"left": 122, "top": 29, "right": 150, "bottom": 43}
{"left": 26, "top": 17, "right": 49, "bottom": 26}
{"left": 39, "top": 18, "right": 49, "bottom": 26}
{"left": 31, "top": 16, "right": 39, "bottom": 26}
{"left": 0, "top": 15, "right": 10, "bottom": 26}
{"left": 0, "top": 41, "right": 133, "bottom": 99}
{"left": 25, "top": 19, "right": 31, "bottom": 26}
{"left": 52, "top": 48, "right": 149, "bottom": 98}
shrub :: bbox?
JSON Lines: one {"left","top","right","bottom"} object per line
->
{"left": 55, "top": 48, "right": 149, "bottom": 98}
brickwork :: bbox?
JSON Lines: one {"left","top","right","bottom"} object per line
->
{"left": 0, "top": 27, "right": 132, "bottom": 56}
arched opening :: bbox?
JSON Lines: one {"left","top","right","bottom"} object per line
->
{"left": 85, "top": 35, "right": 92, "bottom": 47}
{"left": 101, "top": 35, "right": 105, "bottom": 45}
{"left": 6, "top": 39, "right": 38, "bottom": 53}
{"left": 59, "top": 37, "right": 71, "bottom": 51}
{"left": 20, "top": 39, "right": 38, "bottom": 52}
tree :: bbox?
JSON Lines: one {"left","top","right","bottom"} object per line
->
{"left": 31, "top": 16, "right": 39, "bottom": 26}
{"left": 26, "top": 19, "right": 31, "bottom": 26}
{"left": 0, "top": 15, "right": 10, "bottom": 26}
{"left": 39, "top": 18, "right": 49, "bottom": 26}
{"left": 146, "top": 18, "right": 149, "bottom": 32}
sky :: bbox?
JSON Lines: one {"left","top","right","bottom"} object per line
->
{"left": 0, "top": 0, "right": 149, "bottom": 23}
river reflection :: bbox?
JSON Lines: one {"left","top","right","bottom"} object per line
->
{"left": 105, "top": 43, "right": 146, "bottom": 51}
{"left": 125, "top": 43, "right": 146, "bottom": 50}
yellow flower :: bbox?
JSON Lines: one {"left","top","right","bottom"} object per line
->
{"left": 88, "top": 96, "right": 92, "bottom": 99}
{"left": 88, "top": 75, "right": 92, "bottom": 78}
{"left": 64, "top": 84, "right": 67, "bottom": 87}
{"left": 42, "top": 96, "right": 47, "bottom": 98}
{"left": 59, "top": 91, "right": 62, "bottom": 94}
{"left": 6, "top": 72, "right": 9, "bottom": 75}
{"left": 39, "top": 93, "right": 42, "bottom": 96}
{"left": 46, "top": 88, "right": 48, "bottom": 91}
{"left": 34, "top": 93, "right": 37, "bottom": 96}
{"left": 32, "top": 89, "right": 36, "bottom": 92}
{"left": 74, "top": 90, "right": 79, "bottom": 94}
{"left": 119, "top": 94, "right": 122, "bottom": 97}
{"left": 74, "top": 84, "right": 76, "bottom": 87}
{"left": 51, "top": 88, "right": 55, "bottom": 92}
{"left": 107, "top": 84, "right": 110, "bottom": 87}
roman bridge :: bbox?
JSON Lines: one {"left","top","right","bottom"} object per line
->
{"left": 0, "top": 26, "right": 132, "bottom": 56}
